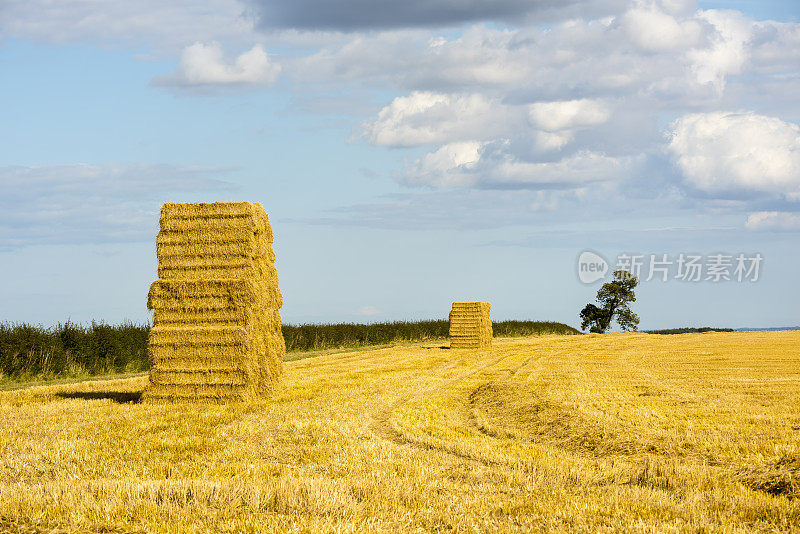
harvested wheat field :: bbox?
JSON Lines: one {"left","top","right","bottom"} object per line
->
{"left": 1, "top": 331, "right": 799, "bottom": 532}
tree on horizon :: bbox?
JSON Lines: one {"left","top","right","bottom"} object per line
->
{"left": 580, "top": 270, "right": 640, "bottom": 333}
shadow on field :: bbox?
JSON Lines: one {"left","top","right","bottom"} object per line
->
{"left": 56, "top": 391, "right": 143, "bottom": 403}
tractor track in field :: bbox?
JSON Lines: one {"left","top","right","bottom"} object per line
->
{"left": 464, "top": 352, "right": 553, "bottom": 447}
{"left": 368, "top": 348, "right": 542, "bottom": 465}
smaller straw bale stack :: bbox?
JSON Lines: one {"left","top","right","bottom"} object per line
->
{"left": 449, "top": 302, "right": 492, "bottom": 349}
{"left": 143, "top": 202, "right": 284, "bottom": 402}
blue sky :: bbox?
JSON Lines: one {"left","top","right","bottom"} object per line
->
{"left": 1, "top": 0, "right": 798, "bottom": 330}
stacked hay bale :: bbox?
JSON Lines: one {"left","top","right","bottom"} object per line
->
{"left": 449, "top": 302, "right": 492, "bottom": 349}
{"left": 143, "top": 202, "right": 284, "bottom": 402}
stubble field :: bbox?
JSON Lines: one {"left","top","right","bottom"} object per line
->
{"left": 1, "top": 331, "right": 798, "bottom": 532}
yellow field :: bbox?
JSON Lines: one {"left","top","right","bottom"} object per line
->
{"left": 1, "top": 331, "right": 799, "bottom": 532}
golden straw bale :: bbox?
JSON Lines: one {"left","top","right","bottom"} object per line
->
{"left": 159, "top": 202, "right": 273, "bottom": 242}
{"left": 142, "top": 202, "right": 284, "bottom": 403}
{"left": 449, "top": 301, "right": 492, "bottom": 349}
{"left": 155, "top": 236, "right": 277, "bottom": 263}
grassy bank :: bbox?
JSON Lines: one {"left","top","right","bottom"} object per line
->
{"left": 0, "top": 319, "right": 578, "bottom": 381}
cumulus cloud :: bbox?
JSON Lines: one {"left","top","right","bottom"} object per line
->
{"left": 533, "top": 131, "right": 574, "bottom": 152}
{"left": 343, "top": 7, "right": 798, "bottom": 193}
{"left": 292, "top": 5, "right": 798, "bottom": 197}
{"left": 0, "top": 164, "right": 232, "bottom": 249}
{"left": 667, "top": 111, "right": 800, "bottom": 198}
{"left": 361, "top": 92, "right": 522, "bottom": 147}
{"left": 403, "top": 142, "right": 483, "bottom": 187}
{"left": 686, "top": 9, "right": 753, "bottom": 94}
{"left": 620, "top": 2, "right": 703, "bottom": 51}
{"left": 402, "top": 143, "right": 636, "bottom": 189}
{"left": 745, "top": 211, "right": 800, "bottom": 231}
{"left": 152, "top": 42, "right": 281, "bottom": 87}
{"left": 527, "top": 99, "right": 611, "bottom": 131}
{"left": 359, "top": 91, "right": 597, "bottom": 159}
{"left": 287, "top": 2, "right": 800, "bottom": 105}
{"left": 292, "top": 7, "right": 754, "bottom": 101}
{"left": 7, "top": 0, "right": 800, "bottom": 230}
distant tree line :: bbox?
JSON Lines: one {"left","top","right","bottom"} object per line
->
{"left": 645, "top": 327, "right": 734, "bottom": 335}
{"left": 0, "top": 322, "right": 149, "bottom": 379}
{"left": 0, "top": 319, "right": 579, "bottom": 380}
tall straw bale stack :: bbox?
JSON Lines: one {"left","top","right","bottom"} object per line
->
{"left": 143, "top": 202, "right": 284, "bottom": 402}
{"left": 449, "top": 302, "right": 492, "bottom": 349}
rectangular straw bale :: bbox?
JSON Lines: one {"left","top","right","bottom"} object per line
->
{"left": 159, "top": 201, "right": 272, "bottom": 224}
{"left": 157, "top": 254, "right": 278, "bottom": 275}
{"left": 449, "top": 301, "right": 492, "bottom": 349}
{"left": 158, "top": 261, "right": 278, "bottom": 282}
{"left": 150, "top": 369, "right": 248, "bottom": 386}
{"left": 147, "top": 280, "right": 283, "bottom": 316}
{"left": 159, "top": 202, "right": 273, "bottom": 241}
{"left": 143, "top": 201, "right": 284, "bottom": 403}
{"left": 156, "top": 236, "right": 276, "bottom": 262}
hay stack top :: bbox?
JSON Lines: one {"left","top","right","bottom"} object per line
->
{"left": 156, "top": 202, "right": 276, "bottom": 281}
{"left": 143, "top": 201, "right": 284, "bottom": 403}
{"left": 449, "top": 301, "right": 492, "bottom": 349}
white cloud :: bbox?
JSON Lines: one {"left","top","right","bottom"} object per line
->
{"left": 6, "top": 0, "right": 800, "bottom": 220}
{"left": 362, "top": 92, "right": 521, "bottom": 147}
{"left": 424, "top": 26, "right": 536, "bottom": 86}
{"left": 294, "top": 14, "right": 717, "bottom": 100}
{"left": 667, "top": 111, "right": 800, "bottom": 198}
{"left": 402, "top": 143, "right": 636, "bottom": 189}
{"left": 361, "top": 92, "right": 597, "bottom": 153}
{"left": 364, "top": 93, "right": 627, "bottom": 188}
{"left": 621, "top": 2, "right": 703, "bottom": 52}
{"left": 745, "top": 211, "right": 800, "bottom": 231}
{"left": 533, "top": 131, "right": 573, "bottom": 152}
{"left": 296, "top": 10, "right": 798, "bottom": 200}
{"left": 478, "top": 150, "right": 633, "bottom": 188}
{"left": 403, "top": 142, "right": 483, "bottom": 187}
{"left": 289, "top": 6, "right": 800, "bottom": 109}
{"left": 527, "top": 99, "right": 611, "bottom": 131}
{"left": 749, "top": 20, "right": 800, "bottom": 74}
{"left": 655, "top": 0, "right": 698, "bottom": 17}
{"left": 152, "top": 42, "right": 281, "bottom": 87}
{"left": 687, "top": 9, "right": 752, "bottom": 94}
